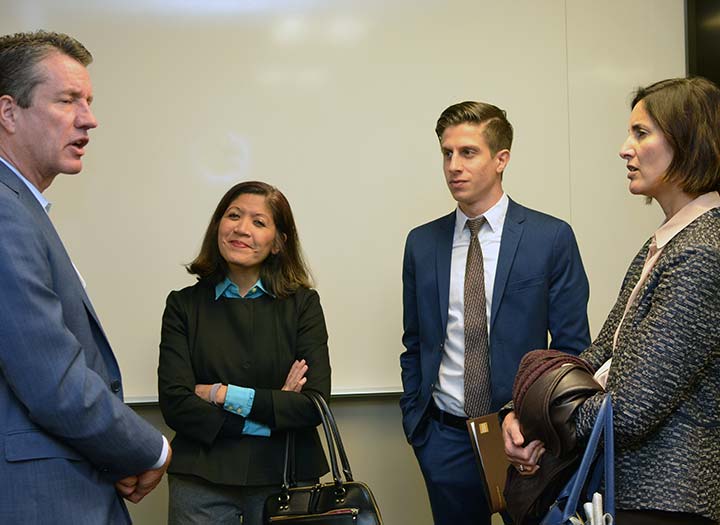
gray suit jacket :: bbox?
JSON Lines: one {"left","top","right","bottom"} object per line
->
{"left": 0, "top": 163, "right": 163, "bottom": 524}
{"left": 577, "top": 207, "right": 720, "bottom": 522}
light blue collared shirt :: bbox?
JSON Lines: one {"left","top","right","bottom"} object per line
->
{"left": 214, "top": 276, "right": 274, "bottom": 300}
{"left": 215, "top": 277, "right": 272, "bottom": 437}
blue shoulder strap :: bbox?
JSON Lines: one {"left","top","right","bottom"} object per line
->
{"left": 541, "top": 394, "right": 614, "bottom": 524}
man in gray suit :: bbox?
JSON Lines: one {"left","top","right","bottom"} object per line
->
{"left": 0, "top": 31, "right": 171, "bottom": 523}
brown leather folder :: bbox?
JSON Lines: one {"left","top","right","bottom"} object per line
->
{"left": 466, "top": 413, "right": 509, "bottom": 513}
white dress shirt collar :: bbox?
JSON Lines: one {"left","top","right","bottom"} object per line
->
{"left": 454, "top": 192, "right": 509, "bottom": 236}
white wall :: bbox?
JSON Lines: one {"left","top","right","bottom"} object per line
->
{"left": 565, "top": 0, "right": 686, "bottom": 329}
{"left": 3, "top": 0, "right": 685, "bottom": 401}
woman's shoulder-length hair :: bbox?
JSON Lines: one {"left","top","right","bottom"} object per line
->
{"left": 632, "top": 76, "right": 720, "bottom": 195}
{"left": 186, "top": 181, "right": 313, "bottom": 298}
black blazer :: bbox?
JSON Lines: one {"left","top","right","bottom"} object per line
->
{"left": 158, "top": 280, "right": 331, "bottom": 485}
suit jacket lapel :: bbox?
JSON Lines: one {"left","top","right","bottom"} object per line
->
{"left": 436, "top": 212, "right": 455, "bottom": 333}
{"left": 39, "top": 212, "right": 108, "bottom": 340}
{"left": 491, "top": 199, "right": 525, "bottom": 332}
{"left": 0, "top": 163, "right": 109, "bottom": 342}
{"left": 0, "top": 161, "right": 23, "bottom": 197}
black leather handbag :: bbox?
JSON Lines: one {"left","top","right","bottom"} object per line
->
{"left": 263, "top": 392, "right": 383, "bottom": 524}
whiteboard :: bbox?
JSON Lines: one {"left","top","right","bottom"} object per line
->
{"left": 3, "top": 0, "right": 685, "bottom": 401}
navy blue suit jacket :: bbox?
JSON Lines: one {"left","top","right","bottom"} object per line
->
{"left": 400, "top": 199, "right": 590, "bottom": 444}
{"left": 0, "top": 163, "right": 163, "bottom": 524}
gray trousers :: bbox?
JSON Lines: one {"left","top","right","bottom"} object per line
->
{"left": 168, "top": 473, "right": 276, "bottom": 525}
{"left": 168, "top": 473, "right": 318, "bottom": 525}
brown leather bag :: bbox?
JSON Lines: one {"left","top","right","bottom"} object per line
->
{"left": 518, "top": 364, "right": 603, "bottom": 458}
{"left": 504, "top": 351, "right": 603, "bottom": 525}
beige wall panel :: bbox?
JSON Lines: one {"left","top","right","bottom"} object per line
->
{"left": 566, "top": 0, "right": 686, "bottom": 334}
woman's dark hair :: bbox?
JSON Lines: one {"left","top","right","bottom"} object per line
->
{"left": 631, "top": 76, "right": 720, "bottom": 194}
{"left": 187, "top": 181, "right": 313, "bottom": 297}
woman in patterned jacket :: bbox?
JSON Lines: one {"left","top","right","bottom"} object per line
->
{"left": 503, "top": 77, "right": 720, "bottom": 525}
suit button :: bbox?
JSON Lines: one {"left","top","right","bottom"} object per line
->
{"left": 242, "top": 362, "right": 251, "bottom": 369}
{"left": 110, "top": 380, "right": 121, "bottom": 393}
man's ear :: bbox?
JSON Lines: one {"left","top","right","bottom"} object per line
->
{"left": 0, "top": 95, "right": 18, "bottom": 134}
{"left": 495, "top": 149, "right": 510, "bottom": 174}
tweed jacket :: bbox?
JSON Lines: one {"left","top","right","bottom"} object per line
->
{"left": 576, "top": 207, "right": 720, "bottom": 521}
{"left": 158, "top": 281, "right": 331, "bottom": 485}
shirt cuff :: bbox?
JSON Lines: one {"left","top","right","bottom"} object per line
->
{"left": 243, "top": 419, "right": 272, "bottom": 437}
{"left": 223, "top": 384, "right": 255, "bottom": 417}
{"left": 150, "top": 435, "right": 170, "bottom": 470}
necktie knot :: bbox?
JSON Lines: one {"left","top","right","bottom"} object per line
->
{"left": 466, "top": 216, "right": 485, "bottom": 237}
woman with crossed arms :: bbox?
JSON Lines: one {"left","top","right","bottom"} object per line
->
{"left": 158, "top": 181, "right": 330, "bottom": 524}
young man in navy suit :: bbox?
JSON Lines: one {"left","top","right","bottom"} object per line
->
{"left": 400, "top": 101, "right": 590, "bottom": 525}
{"left": 0, "top": 31, "right": 170, "bottom": 523}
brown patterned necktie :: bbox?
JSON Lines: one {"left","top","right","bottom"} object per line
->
{"left": 464, "top": 217, "right": 492, "bottom": 417}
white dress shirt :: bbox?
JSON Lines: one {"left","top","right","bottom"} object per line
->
{"left": 433, "top": 193, "right": 509, "bottom": 417}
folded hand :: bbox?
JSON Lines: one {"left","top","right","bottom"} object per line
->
{"left": 502, "top": 411, "right": 544, "bottom": 476}
{"left": 282, "top": 359, "right": 308, "bottom": 392}
{"left": 115, "top": 446, "right": 173, "bottom": 503}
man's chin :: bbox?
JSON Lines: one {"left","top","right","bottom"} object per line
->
{"left": 451, "top": 192, "right": 474, "bottom": 206}
{"left": 448, "top": 187, "right": 468, "bottom": 201}
{"left": 60, "top": 163, "right": 84, "bottom": 175}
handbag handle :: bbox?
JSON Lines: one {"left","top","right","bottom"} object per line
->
{"left": 280, "top": 429, "right": 296, "bottom": 491}
{"left": 309, "top": 391, "right": 344, "bottom": 487}
{"left": 311, "top": 392, "right": 354, "bottom": 482}
{"left": 280, "top": 391, "right": 354, "bottom": 492}
{"left": 562, "top": 393, "right": 614, "bottom": 521}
